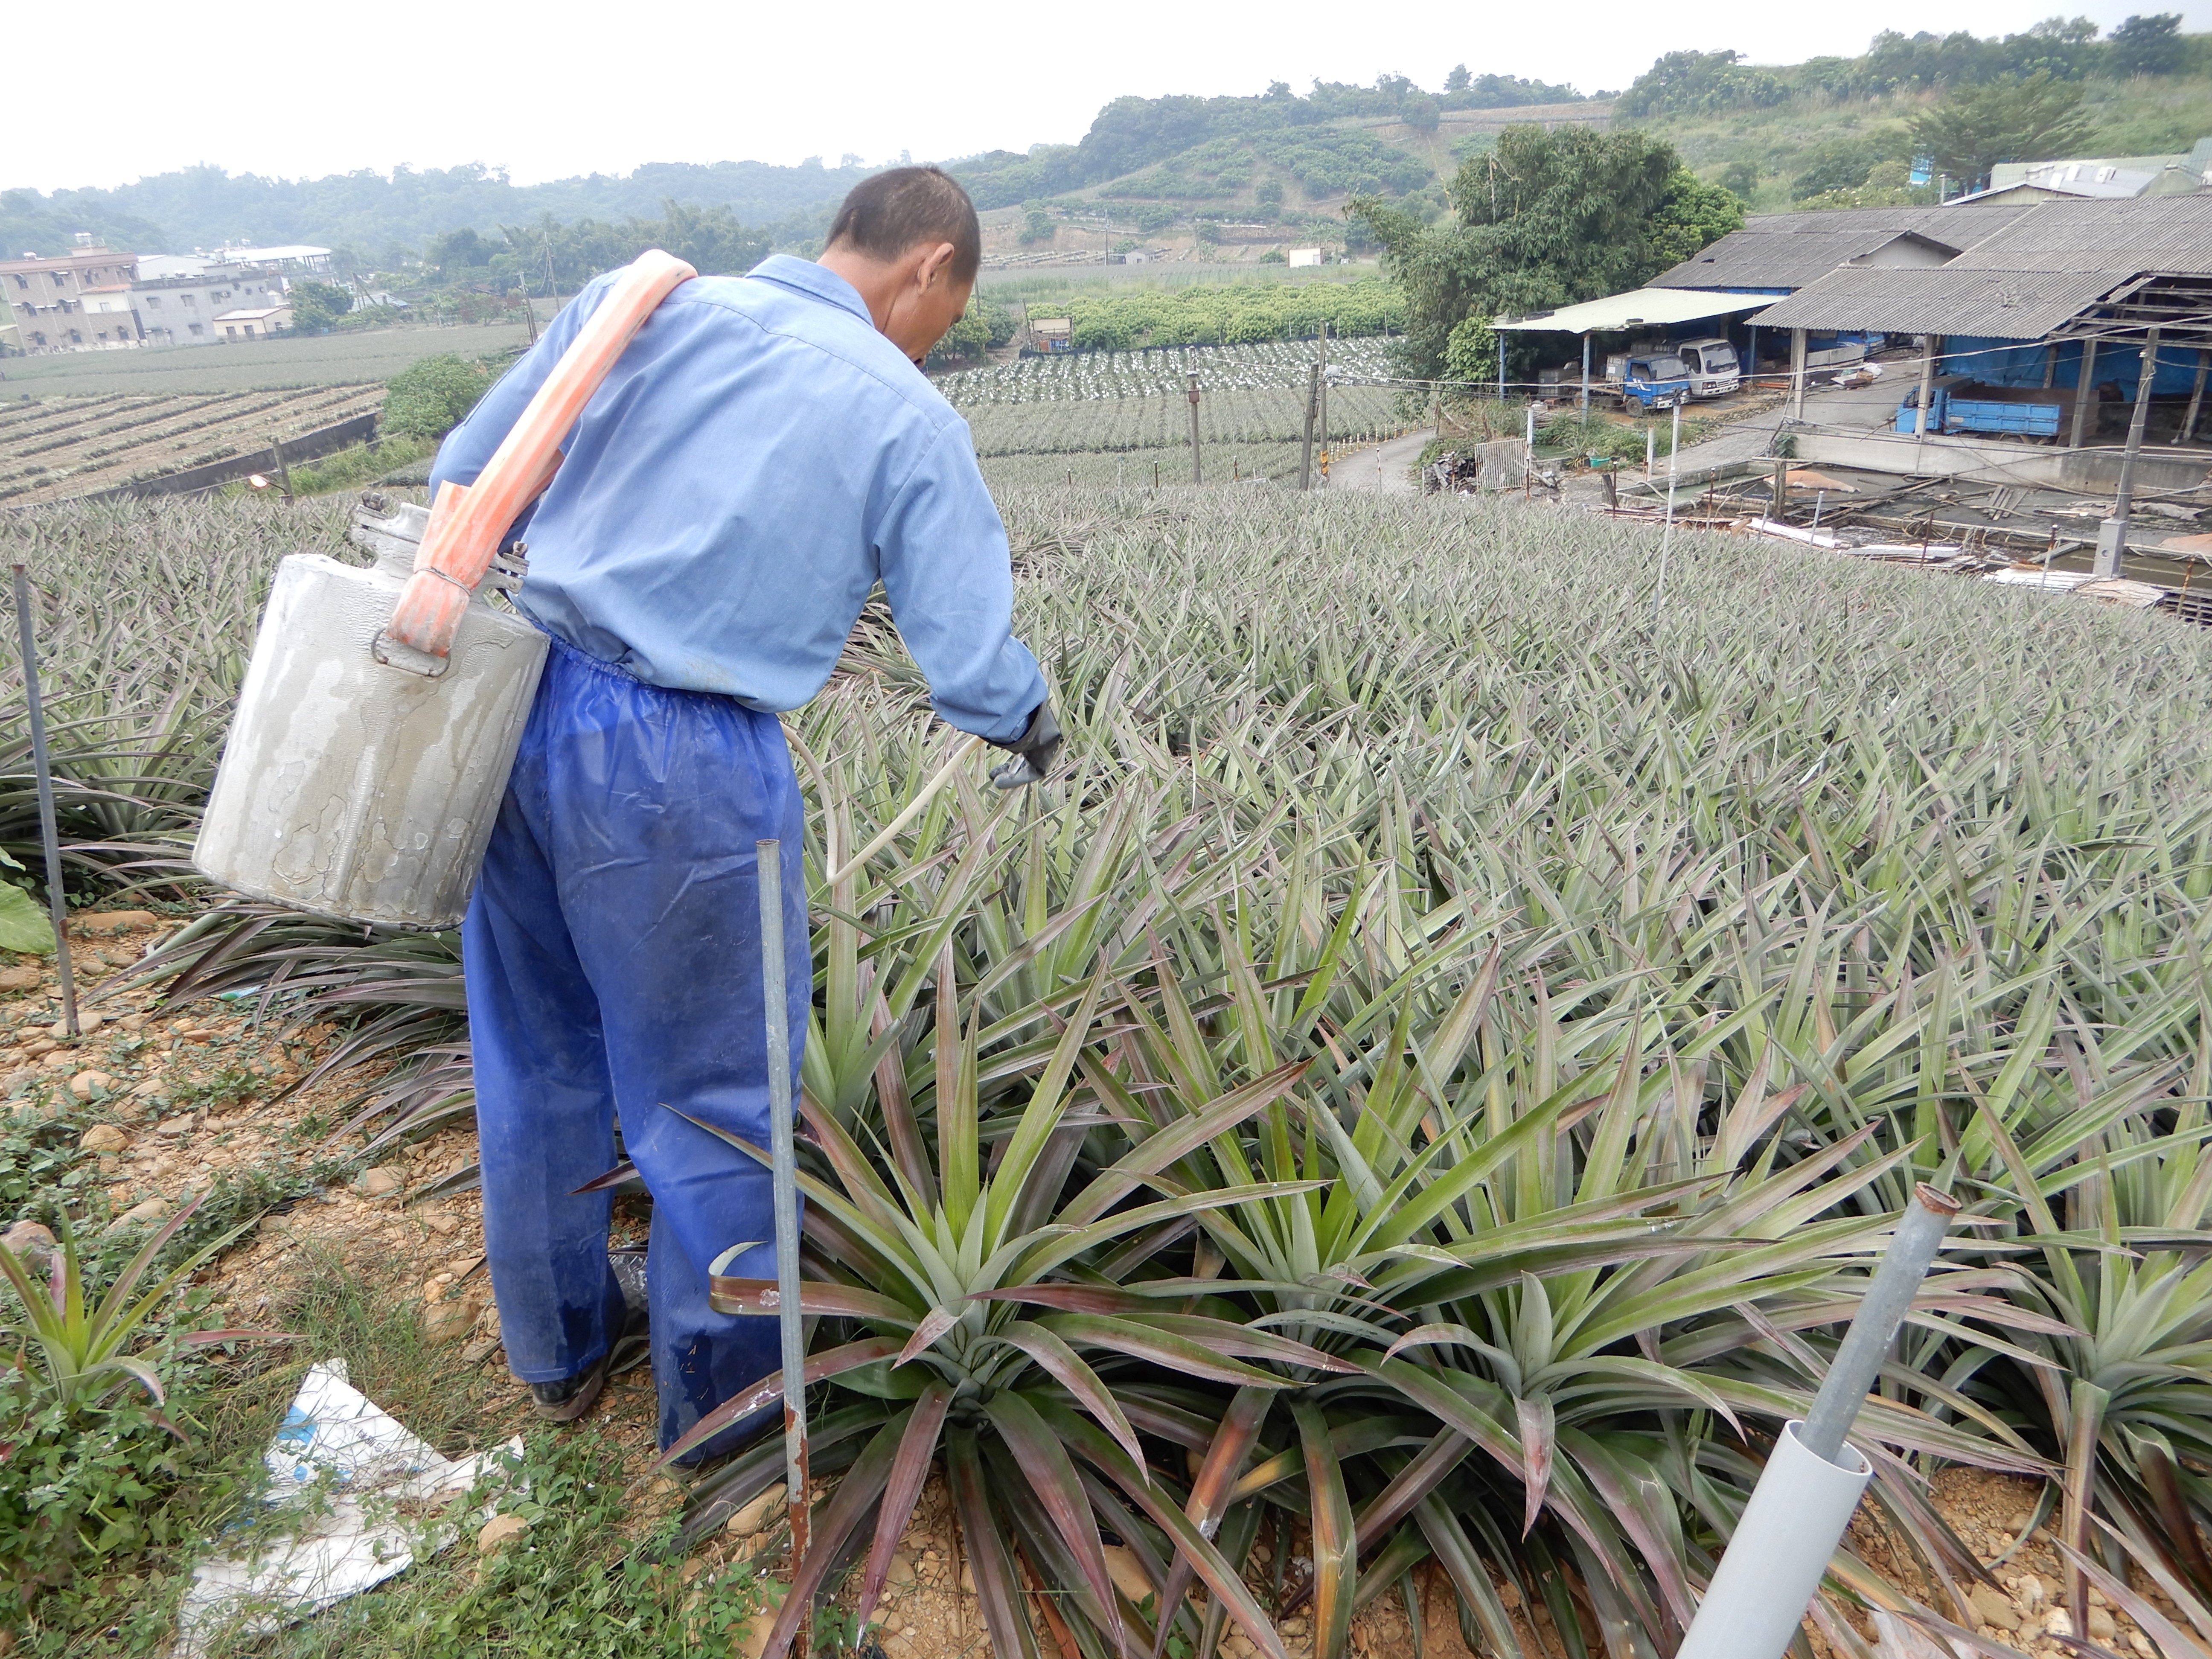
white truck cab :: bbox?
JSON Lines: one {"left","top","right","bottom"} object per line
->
{"left": 1674, "top": 338, "right": 1741, "bottom": 399}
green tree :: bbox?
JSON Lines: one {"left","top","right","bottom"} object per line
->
{"left": 1348, "top": 124, "right": 1682, "bottom": 381}
{"left": 1444, "top": 64, "right": 1471, "bottom": 93}
{"left": 425, "top": 226, "right": 492, "bottom": 280}
{"left": 382, "top": 354, "right": 496, "bottom": 440}
{"left": 1254, "top": 178, "right": 1285, "bottom": 218}
{"left": 2108, "top": 13, "right": 2185, "bottom": 76}
{"left": 1644, "top": 171, "right": 1746, "bottom": 266}
{"left": 288, "top": 279, "right": 353, "bottom": 333}
{"left": 1907, "top": 72, "right": 2096, "bottom": 191}
{"left": 1019, "top": 201, "right": 1055, "bottom": 245}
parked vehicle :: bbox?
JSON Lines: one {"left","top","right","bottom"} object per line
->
{"left": 1602, "top": 352, "right": 1693, "bottom": 414}
{"left": 1896, "top": 375, "right": 2064, "bottom": 439}
{"left": 1674, "top": 338, "right": 1741, "bottom": 399}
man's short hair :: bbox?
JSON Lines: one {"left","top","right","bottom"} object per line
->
{"left": 826, "top": 167, "right": 981, "bottom": 285}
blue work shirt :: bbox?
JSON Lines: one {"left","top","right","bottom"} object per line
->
{"left": 428, "top": 255, "right": 1044, "bottom": 742}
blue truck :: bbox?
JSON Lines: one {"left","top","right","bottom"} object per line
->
{"left": 1897, "top": 376, "right": 2064, "bottom": 439}
{"left": 1602, "top": 352, "right": 1694, "bottom": 415}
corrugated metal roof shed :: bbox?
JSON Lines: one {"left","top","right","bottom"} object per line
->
{"left": 1943, "top": 195, "right": 2212, "bottom": 273}
{"left": 1493, "top": 287, "right": 1770, "bottom": 332}
{"left": 1749, "top": 267, "right": 2122, "bottom": 339}
{"left": 1651, "top": 197, "right": 2212, "bottom": 294}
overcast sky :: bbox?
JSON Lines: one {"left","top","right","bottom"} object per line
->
{"left": 15, "top": 0, "right": 2211, "bottom": 195}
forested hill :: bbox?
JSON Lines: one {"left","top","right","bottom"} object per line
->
{"left": 947, "top": 71, "right": 1590, "bottom": 208}
{"left": 5, "top": 18, "right": 2210, "bottom": 262}
{"left": 0, "top": 157, "right": 876, "bottom": 265}
{"left": 0, "top": 71, "right": 1587, "bottom": 261}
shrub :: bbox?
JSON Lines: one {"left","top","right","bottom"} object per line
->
{"left": 381, "top": 353, "right": 498, "bottom": 440}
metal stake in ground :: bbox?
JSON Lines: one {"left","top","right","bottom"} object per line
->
{"left": 1650, "top": 402, "right": 1683, "bottom": 623}
{"left": 1186, "top": 368, "right": 1202, "bottom": 485}
{"left": 755, "top": 838, "right": 810, "bottom": 1633}
{"left": 11, "top": 567, "right": 78, "bottom": 1037}
{"left": 1676, "top": 1184, "right": 1959, "bottom": 1659}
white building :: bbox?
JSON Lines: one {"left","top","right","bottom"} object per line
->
{"left": 215, "top": 244, "right": 330, "bottom": 273}
{"left": 212, "top": 304, "right": 292, "bottom": 340}
{"left": 131, "top": 266, "right": 285, "bottom": 346}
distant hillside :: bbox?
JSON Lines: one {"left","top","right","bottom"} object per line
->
{"left": 6, "top": 21, "right": 2208, "bottom": 267}
{"left": 1618, "top": 20, "right": 2212, "bottom": 207}
{"left": 945, "top": 72, "right": 1591, "bottom": 208}
{"left": 0, "top": 158, "right": 875, "bottom": 262}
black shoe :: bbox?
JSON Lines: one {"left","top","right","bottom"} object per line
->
{"left": 528, "top": 1254, "right": 651, "bottom": 1422}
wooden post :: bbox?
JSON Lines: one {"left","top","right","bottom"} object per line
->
{"left": 1772, "top": 457, "right": 1789, "bottom": 520}
{"left": 1431, "top": 380, "right": 1441, "bottom": 439}
{"left": 2185, "top": 348, "right": 2209, "bottom": 445}
{"left": 1790, "top": 328, "right": 1808, "bottom": 420}
{"left": 2069, "top": 336, "right": 2099, "bottom": 448}
{"left": 1496, "top": 332, "right": 1506, "bottom": 402}
{"left": 270, "top": 432, "right": 294, "bottom": 502}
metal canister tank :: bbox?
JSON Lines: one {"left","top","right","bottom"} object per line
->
{"left": 192, "top": 497, "right": 548, "bottom": 929}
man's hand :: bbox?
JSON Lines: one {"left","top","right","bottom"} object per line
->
{"left": 989, "top": 702, "right": 1063, "bottom": 789}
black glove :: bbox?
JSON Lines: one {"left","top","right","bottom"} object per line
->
{"left": 988, "top": 702, "right": 1063, "bottom": 789}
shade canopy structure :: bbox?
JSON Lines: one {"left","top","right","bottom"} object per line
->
{"left": 1493, "top": 288, "right": 1774, "bottom": 334}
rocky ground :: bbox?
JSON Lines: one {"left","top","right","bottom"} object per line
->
{"left": 0, "top": 908, "right": 2197, "bottom": 1658}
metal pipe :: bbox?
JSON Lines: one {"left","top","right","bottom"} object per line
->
{"left": 1651, "top": 402, "right": 1682, "bottom": 623}
{"left": 1800, "top": 1183, "right": 1960, "bottom": 1462}
{"left": 1579, "top": 333, "right": 1591, "bottom": 420}
{"left": 2096, "top": 326, "right": 2161, "bottom": 580}
{"left": 12, "top": 567, "right": 77, "bottom": 1036}
{"left": 757, "top": 838, "right": 810, "bottom": 1592}
{"left": 1676, "top": 1184, "right": 1960, "bottom": 1659}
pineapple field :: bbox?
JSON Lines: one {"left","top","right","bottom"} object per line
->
{"left": 5, "top": 483, "right": 2212, "bottom": 1658}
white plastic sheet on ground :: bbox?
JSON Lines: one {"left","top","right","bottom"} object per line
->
{"left": 174, "top": 1357, "right": 522, "bottom": 1654}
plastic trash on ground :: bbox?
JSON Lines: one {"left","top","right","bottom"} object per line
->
{"left": 174, "top": 1358, "right": 522, "bottom": 1654}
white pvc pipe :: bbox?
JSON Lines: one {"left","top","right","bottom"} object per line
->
{"left": 1674, "top": 1422, "right": 1873, "bottom": 1659}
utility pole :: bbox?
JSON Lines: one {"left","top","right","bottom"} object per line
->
{"left": 2096, "top": 325, "right": 2161, "bottom": 579}
{"left": 1186, "top": 367, "right": 1202, "bottom": 485}
{"left": 1911, "top": 334, "right": 1938, "bottom": 464}
{"left": 1299, "top": 361, "right": 1319, "bottom": 490}
{"left": 1316, "top": 320, "right": 1328, "bottom": 476}
{"left": 1579, "top": 333, "right": 1592, "bottom": 421}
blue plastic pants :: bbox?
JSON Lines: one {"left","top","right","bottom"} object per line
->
{"left": 463, "top": 633, "right": 808, "bottom": 1458}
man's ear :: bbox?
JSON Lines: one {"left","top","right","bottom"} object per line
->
{"left": 916, "top": 242, "right": 959, "bottom": 290}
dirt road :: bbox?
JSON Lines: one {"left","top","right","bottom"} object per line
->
{"left": 1331, "top": 431, "right": 1430, "bottom": 494}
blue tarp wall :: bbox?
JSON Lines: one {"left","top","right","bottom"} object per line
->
{"left": 1940, "top": 336, "right": 2209, "bottom": 396}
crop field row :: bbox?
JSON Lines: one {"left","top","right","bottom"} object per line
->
{"left": 8, "top": 485, "right": 2212, "bottom": 1656}
{"left": 965, "top": 384, "right": 1403, "bottom": 456}
{"left": 937, "top": 338, "right": 1395, "bottom": 405}
{"left": 0, "top": 322, "right": 533, "bottom": 400}
{"left": 0, "top": 386, "right": 385, "bottom": 506}
{"left": 979, "top": 440, "right": 1321, "bottom": 486}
